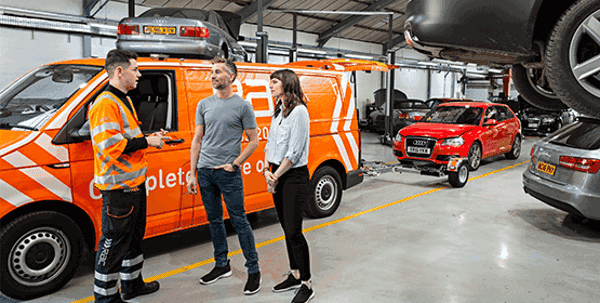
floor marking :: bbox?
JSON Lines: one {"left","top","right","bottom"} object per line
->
{"left": 71, "top": 160, "right": 528, "bottom": 303}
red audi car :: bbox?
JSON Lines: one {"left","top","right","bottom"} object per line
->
{"left": 393, "top": 102, "right": 522, "bottom": 187}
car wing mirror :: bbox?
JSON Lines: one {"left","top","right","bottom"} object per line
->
{"left": 484, "top": 118, "right": 498, "bottom": 126}
{"left": 68, "top": 119, "right": 91, "bottom": 141}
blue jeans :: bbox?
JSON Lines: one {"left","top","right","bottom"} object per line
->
{"left": 197, "top": 168, "right": 259, "bottom": 274}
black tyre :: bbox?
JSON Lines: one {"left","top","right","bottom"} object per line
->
{"left": 511, "top": 64, "right": 567, "bottom": 110}
{"left": 0, "top": 211, "right": 84, "bottom": 300}
{"left": 467, "top": 142, "right": 482, "bottom": 171}
{"left": 448, "top": 162, "right": 469, "bottom": 188}
{"left": 505, "top": 134, "right": 521, "bottom": 160}
{"left": 546, "top": 0, "right": 600, "bottom": 117}
{"left": 306, "top": 166, "right": 343, "bottom": 218}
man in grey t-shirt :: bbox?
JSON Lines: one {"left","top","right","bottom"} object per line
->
{"left": 186, "top": 57, "right": 261, "bottom": 295}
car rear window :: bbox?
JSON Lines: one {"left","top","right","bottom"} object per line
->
{"left": 549, "top": 118, "right": 600, "bottom": 150}
{"left": 140, "top": 8, "right": 209, "bottom": 21}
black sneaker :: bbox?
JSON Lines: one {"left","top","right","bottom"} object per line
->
{"left": 272, "top": 273, "right": 301, "bottom": 292}
{"left": 199, "top": 260, "right": 232, "bottom": 285}
{"left": 121, "top": 281, "right": 160, "bottom": 300}
{"left": 292, "top": 284, "right": 315, "bottom": 303}
{"left": 243, "top": 271, "right": 262, "bottom": 295}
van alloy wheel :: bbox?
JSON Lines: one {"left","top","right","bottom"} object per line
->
{"left": 306, "top": 166, "right": 343, "bottom": 218}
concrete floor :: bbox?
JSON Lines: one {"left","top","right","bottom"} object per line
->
{"left": 5, "top": 131, "right": 600, "bottom": 303}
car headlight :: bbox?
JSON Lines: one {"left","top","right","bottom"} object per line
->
{"left": 441, "top": 137, "right": 464, "bottom": 146}
{"left": 542, "top": 117, "right": 555, "bottom": 124}
{"left": 395, "top": 133, "right": 403, "bottom": 142}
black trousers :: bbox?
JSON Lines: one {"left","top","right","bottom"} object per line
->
{"left": 94, "top": 184, "right": 147, "bottom": 303}
{"left": 271, "top": 164, "right": 311, "bottom": 281}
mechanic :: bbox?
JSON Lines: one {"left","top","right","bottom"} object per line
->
{"left": 89, "top": 49, "right": 168, "bottom": 303}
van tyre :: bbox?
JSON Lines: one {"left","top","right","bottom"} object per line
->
{"left": 0, "top": 211, "right": 84, "bottom": 300}
{"left": 448, "top": 162, "right": 469, "bottom": 188}
{"left": 306, "top": 166, "right": 343, "bottom": 218}
{"left": 546, "top": 0, "right": 600, "bottom": 117}
{"left": 511, "top": 64, "right": 567, "bottom": 110}
{"left": 505, "top": 135, "right": 521, "bottom": 160}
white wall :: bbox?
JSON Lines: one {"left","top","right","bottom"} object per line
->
{"left": 0, "top": 27, "right": 83, "bottom": 90}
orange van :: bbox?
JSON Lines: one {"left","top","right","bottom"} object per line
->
{"left": 0, "top": 57, "right": 389, "bottom": 300}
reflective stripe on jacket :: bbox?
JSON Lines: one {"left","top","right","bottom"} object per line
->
{"left": 89, "top": 91, "right": 147, "bottom": 190}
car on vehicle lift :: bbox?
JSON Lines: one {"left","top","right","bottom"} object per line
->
{"left": 404, "top": 0, "right": 600, "bottom": 117}
{"left": 523, "top": 117, "right": 600, "bottom": 222}
{"left": 117, "top": 8, "right": 248, "bottom": 61}
{"left": 393, "top": 102, "right": 522, "bottom": 187}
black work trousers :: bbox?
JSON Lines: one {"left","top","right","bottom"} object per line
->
{"left": 94, "top": 184, "right": 147, "bottom": 303}
{"left": 271, "top": 164, "right": 312, "bottom": 281}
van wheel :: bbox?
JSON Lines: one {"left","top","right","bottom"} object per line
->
{"left": 0, "top": 211, "right": 84, "bottom": 300}
{"left": 306, "top": 166, "right": 343, "bottom": 218}
{"left": 448, "top": 162, "right": 469, "bottom": 188}
{"left": 505, "top": 135, "right": 521, "bottom": 159}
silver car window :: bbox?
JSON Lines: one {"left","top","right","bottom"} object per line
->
{"left": 549, "top": 119, "right": 600, "bottom": 150}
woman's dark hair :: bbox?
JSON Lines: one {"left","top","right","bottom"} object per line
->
{"left": 271, "top": 69, "right": 307, "bottom": 118}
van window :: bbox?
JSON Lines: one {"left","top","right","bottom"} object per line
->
{"left": 549, "top": 118, "right": 600, "bottom": 150}
{"left": 128, "top": 71, "right": 177, "bottom": 133}
{"left": 0, "top": 65, "right": 102, "bottom": 131}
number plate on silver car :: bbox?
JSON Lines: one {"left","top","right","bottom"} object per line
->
{"left": 407, "top": 146, "right": 430, "bottom": 154}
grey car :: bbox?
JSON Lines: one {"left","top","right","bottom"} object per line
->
{"left": 117, "top": 8, "right": 247, "bottom": 62}
{"left": 523, "top": 117, "right": 600, "bottom": 220}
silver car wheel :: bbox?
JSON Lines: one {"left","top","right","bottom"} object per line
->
{"left": 315, "top": 175, "right": 338, "bottom": 211}
{"left": 458, "top": 165, "right": 468, "bottom": 183}
{"left": 468, "top": 143, "right": 482, "bottom": 170}
{"left": 569, "top": 9, "right": 600, "bottom": 98}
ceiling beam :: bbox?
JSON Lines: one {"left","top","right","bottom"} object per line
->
{"left": 317, "top": 0, "right": 397, "bottom": 47}
{"left": 236, "top": 0, "right": 279, "bottom": 24}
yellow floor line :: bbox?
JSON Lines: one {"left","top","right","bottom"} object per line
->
{"left": 72, "top": 160, "right": 528, "bottom": 303}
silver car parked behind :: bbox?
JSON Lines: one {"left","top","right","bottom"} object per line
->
{"left": 523, "top": 117, "right": 600, "bottom": 220}
{"left": 117, "top": 8, "right": 247, "bottom": 62}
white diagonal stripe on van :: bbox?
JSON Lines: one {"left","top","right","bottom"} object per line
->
{"left": 2, "top": 151, "right": 36, "bottom": 168}
{"left": 0, "top": 179, "right": 33, "bottom": 207}
{"left": 333, "top": 134, "right": 352, "bottom": 172}
{"left": 345, "top": 132, "right": 359, "bottom": 166}
{"left": 0, "top": 132, "right": 39, "bottom": 157}
{"left": 19, "top": 167, "right": 72, "bottom": 202}
{"left": 343, "top": 82, "right": 355, "bottom": 132}
{"left": 330, "top": 81, "right": 343, "bottom": 133}
{"left": 46, "top": 73, "right": 108, "bottom": 129}
{"left": 35, "top": 133, "right": 68, "bottom": 162}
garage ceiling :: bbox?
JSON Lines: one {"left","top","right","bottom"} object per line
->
{"left": 127, "top": 0, "right": 409, "bottom": 52}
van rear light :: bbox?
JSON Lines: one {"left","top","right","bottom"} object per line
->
{"left": 398, "top": 111, "right": 409, "bottom": 119}
{"left": 180, "top": 26, "right": 210, "bottom": 38}
{"left": 559, "top": 156, "right": 600, "bottom": 174}
{"left": 117, "top": 24, "right": 140, "bottom": 35}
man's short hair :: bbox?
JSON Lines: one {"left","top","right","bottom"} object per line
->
{"left": 211, "top": 56, "right": 237, "bottom": 81}
{"left": 105, "top": 49, "right": 138, "bottom": 77}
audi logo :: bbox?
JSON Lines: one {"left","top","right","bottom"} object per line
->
{"left": 413, "top": 140, "right": 427, "bottom": 146}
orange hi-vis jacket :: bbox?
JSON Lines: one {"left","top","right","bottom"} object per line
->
{"left": 89, "top": 90, "right": 147, "bottom": 191}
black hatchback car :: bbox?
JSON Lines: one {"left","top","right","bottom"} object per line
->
{"left": 404, "top": 0, "right": 600, "bottom": 117}
{"left": 367, "top": 99, "right": 430, "bottom": 135}
{"left": 519, "top": 99, "right": 576, "bottom": 137}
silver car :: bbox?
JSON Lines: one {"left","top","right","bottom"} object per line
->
{"left": 117, "top": 8, "right": 247, "bottom": 62}
{"left": 523, "top": 117, "right": 600, "bottom": 220}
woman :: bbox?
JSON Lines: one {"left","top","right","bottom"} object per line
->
{"left": 263, "top": 69, "right": 314, "bottom": 303}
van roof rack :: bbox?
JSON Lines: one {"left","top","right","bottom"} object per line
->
{"left": 286, "top": 59, "right": 397, "bottom": 72}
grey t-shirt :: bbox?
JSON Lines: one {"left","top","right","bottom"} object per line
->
{"left": 196, "top": 94, "right": 257, "bottom": 168}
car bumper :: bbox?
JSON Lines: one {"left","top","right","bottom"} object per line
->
{"left": 117, "top": 39, "right": 219, "bottom": 58}
{"left": 522, "top": 169, "right": 600, "bottom": 220}
{"left": 346, "top": 169, "right": 364, "bottom": 189}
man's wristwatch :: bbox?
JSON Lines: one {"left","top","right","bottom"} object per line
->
{"left": 231, "top": 162, "right": 240, "bottom": 171}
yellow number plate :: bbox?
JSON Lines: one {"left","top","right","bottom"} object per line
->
{"left": 536, "top": 161, "right": 556, "bottom": 175}
{"left": 144, "top": 26, "right": 176, "bottom": 35}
